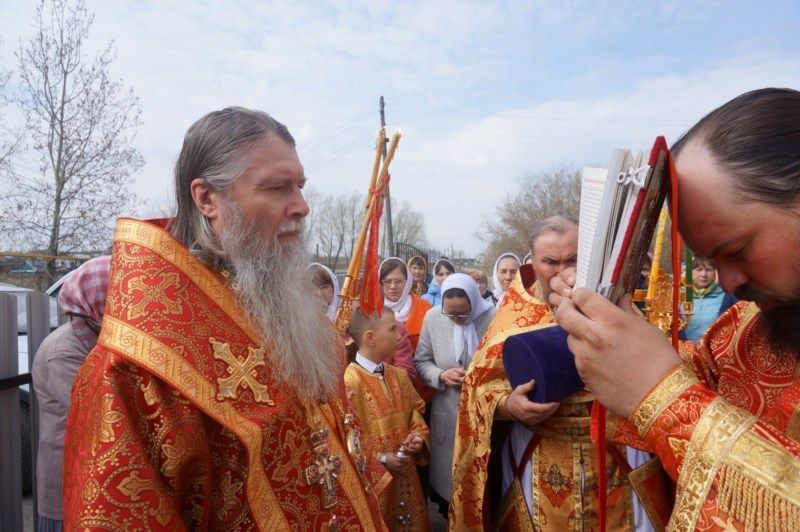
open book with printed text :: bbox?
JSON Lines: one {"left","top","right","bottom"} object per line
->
{"left": 576, "top": 137, "right": 671, "bottom": 304}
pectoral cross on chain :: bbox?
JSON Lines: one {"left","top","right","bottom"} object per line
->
{"left": 304, "top": 428, "right": 343, "bottom": 509}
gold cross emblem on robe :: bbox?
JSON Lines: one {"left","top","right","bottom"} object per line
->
{"left": 304, "top": 428, "right": 343, "bottom": 509}
{"left": 210, "top": 338, "right": 274, "bottom": 405}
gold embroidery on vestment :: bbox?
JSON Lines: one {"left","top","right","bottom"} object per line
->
{"left": 126, "top": 272, "right": 184, "bottom": 320}
{"left": 210, "top": 338, "right": 274, "bottom": 404}
{"left": 98, "top": 316, "right": 291, "bottom": 530}
{"left": 669, "top": 398, "right": 755, "bottom": 531}
{"left": 216, "top": 471, "right": 244, "bottom": 521}
{"left": 630, "top": 364, "right": 698, "bottom": 438}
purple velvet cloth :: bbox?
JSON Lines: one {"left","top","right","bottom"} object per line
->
{"left": 502, "top": 326, "right": 584, "bottom": 403}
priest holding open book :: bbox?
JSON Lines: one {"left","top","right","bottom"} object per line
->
{"left": 550, "top": 88, "right": 800, "bottom": 531}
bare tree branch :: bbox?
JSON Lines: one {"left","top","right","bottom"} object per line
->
{"left": 476, "top": 166, "right": 581, "bottom": 268}
{"left": 0, "top": 0, "right": 143, "bottom": 285}
{"left": 391, "top": 198, "right": 429, "bottom": 249}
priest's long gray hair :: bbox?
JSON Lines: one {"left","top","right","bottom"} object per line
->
{"left": 170, "top": 107, "right": 295, "bottom": 264}
{"left": 169, "top": 108, "right": 342, "bottom": 400}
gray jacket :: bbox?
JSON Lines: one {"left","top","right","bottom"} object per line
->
{"left": 413, "top": 305, "right": 495, "bottom": 500}
{"left": 31, "top": 322, "right": 90, "bottom": 520}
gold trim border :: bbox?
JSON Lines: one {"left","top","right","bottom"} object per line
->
{"left": 725, "top": 430, "right": 800, "bottom": 508}
{"left": 630, "top": 364, "right": 698, "bottom": 438}
{"left": 668, "top": 398, "right": 755, "bottom": 531}
{"left": 99, "top": 316, "right": 290, "bottom": 531}
{"left": 494, "top": 478, "right": 535, "bottom": 531}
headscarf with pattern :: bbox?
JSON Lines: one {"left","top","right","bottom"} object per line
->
{"left": 58, "top": 255, "right": 111, "bottom": 351}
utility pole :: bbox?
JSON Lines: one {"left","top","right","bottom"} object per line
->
{"left": 380, "top": 95, "right": 395, "bottom": 257}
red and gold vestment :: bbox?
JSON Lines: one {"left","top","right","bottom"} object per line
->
{"left": 63, "top": 218, "right": 385, "bottom": 531}
{"left": 449, "top": 270, "right": 636, "bottom": 531}
{"left": 609, "top": 301, "right": 800, "bottom": 531}
{"left": 344, "top": 363, "right": 431, "bottom": 531}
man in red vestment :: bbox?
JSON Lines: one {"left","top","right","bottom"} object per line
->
{"left": 63, "top": 107, "right": 385, "bottom": 530}
{"left": 551, "top": 88, "right": 800, "bottom": 530}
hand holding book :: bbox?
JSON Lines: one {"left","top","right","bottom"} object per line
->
{"left": 547, "top": 136, "right": 684, "bottom": 416}
{"left": 504, "top": 137, "right": 679, "bottom": 407}
{"left": 551, "top": 284, "right": 682, "bottom": 417}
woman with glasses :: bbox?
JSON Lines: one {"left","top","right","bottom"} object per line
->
{"left": 380, "top": 257, "right": 432, "bottom": 352}
{"left": 413, "top": 273, "right": 496, "bottom": 518}
{"left": 379, "top": 257, "right": 434, "bottom": 404}
{"left": 422, "top": 258, "right": 456, "bottom": 307}
{"left": 492, "top": 252, "right": 521, "bottom": 307}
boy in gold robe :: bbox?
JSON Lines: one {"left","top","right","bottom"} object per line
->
{"left": 345, "top": 307, "right": 432, "bottom": 531}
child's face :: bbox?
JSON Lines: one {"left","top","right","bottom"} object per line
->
{"left": 372, "top": 312, "right": 400, "bottom": 362}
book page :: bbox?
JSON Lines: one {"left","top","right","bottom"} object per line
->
{"left": 576, "top": 167, "right": 608, "bottom": 289}
{"left": 585, "top": 149, "right": 629, "bottom": 291}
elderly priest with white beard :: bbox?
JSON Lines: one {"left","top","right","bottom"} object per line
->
{"left": 63, "top": 108, "right": 386, "bottom": 530}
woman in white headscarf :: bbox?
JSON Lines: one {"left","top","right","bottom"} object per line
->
{"left": 379, "top": 257, "right": 434, "bottom": 402}
{"left": 307, "top": 262, "right": 340, "bottom": 322}
{"left": 492, "top": 252, "right": 521, "bottom": 307}
{"left": 380, "top": 257, "right": 432, "bottom": 350}
{"left": 413, "top": 273, "right": 496, "bottom": 516}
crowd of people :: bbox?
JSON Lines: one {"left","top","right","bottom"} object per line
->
{"left": 27, "top": 87, "right": 800, "bottom": 531}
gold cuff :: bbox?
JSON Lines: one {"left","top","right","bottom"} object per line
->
{"left": 630, "top": 363, "right": 699, "bottom": 438}
{"left": 496, "top": 394, "right": 511, "bottom": 420}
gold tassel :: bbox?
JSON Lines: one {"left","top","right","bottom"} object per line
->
{"left": 717, "top": 465, "right": 800, "bottom": 531}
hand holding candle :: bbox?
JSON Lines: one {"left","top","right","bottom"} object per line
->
{"left": 401, "top": 432, "right": 424, "bottom": 455}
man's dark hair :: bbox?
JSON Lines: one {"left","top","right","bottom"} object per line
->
{"left": 672, "top": 88, "right": 800, "bottom": 207}
{"left": 443, "top": 287, "right": 468, "bottom": 300}
{"left": 345, "top": 306, "right": 394, "bottom": 361}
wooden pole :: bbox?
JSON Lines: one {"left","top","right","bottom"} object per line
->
{"left": 380, "top": 96, "right": 395, "bottom": 257}
{"left": 334, "top": 131, "right": 402, "bottom": 332}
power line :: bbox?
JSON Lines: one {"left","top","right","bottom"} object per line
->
{"left": 301, "top": 107, "right": 378, "bottom": 155}
{"left": 414, "top": 131, "right": 655, "bottom": 145}
{"left": 391, "top": 107, "right": 693, "bottom": 127}
{"left": 305, "top": 134, "right": 373, "bottom": 172}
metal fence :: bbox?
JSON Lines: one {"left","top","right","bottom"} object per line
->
{"left": 0, "top": 291, "right": 58, "bottom": 532}
{"left": 394, "top": 242, "right": 477, "bottom": 273}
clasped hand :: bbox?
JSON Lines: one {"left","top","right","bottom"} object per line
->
{"left": 440, "top": 367, "right": 466, "bottom": 387}
{"left": 548, "top": 267, "right": 682, "bottom": 418}
{"left": 402, "top": 432, "right": 424, "bottom": 455}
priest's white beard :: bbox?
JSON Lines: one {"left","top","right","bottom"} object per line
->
{"left": 218, "top": 202, "right": 341, "bottom": 401}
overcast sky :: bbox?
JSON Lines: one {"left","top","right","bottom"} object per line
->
{"left": 1, "top": 0, "right": 799, "bottom": 255}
